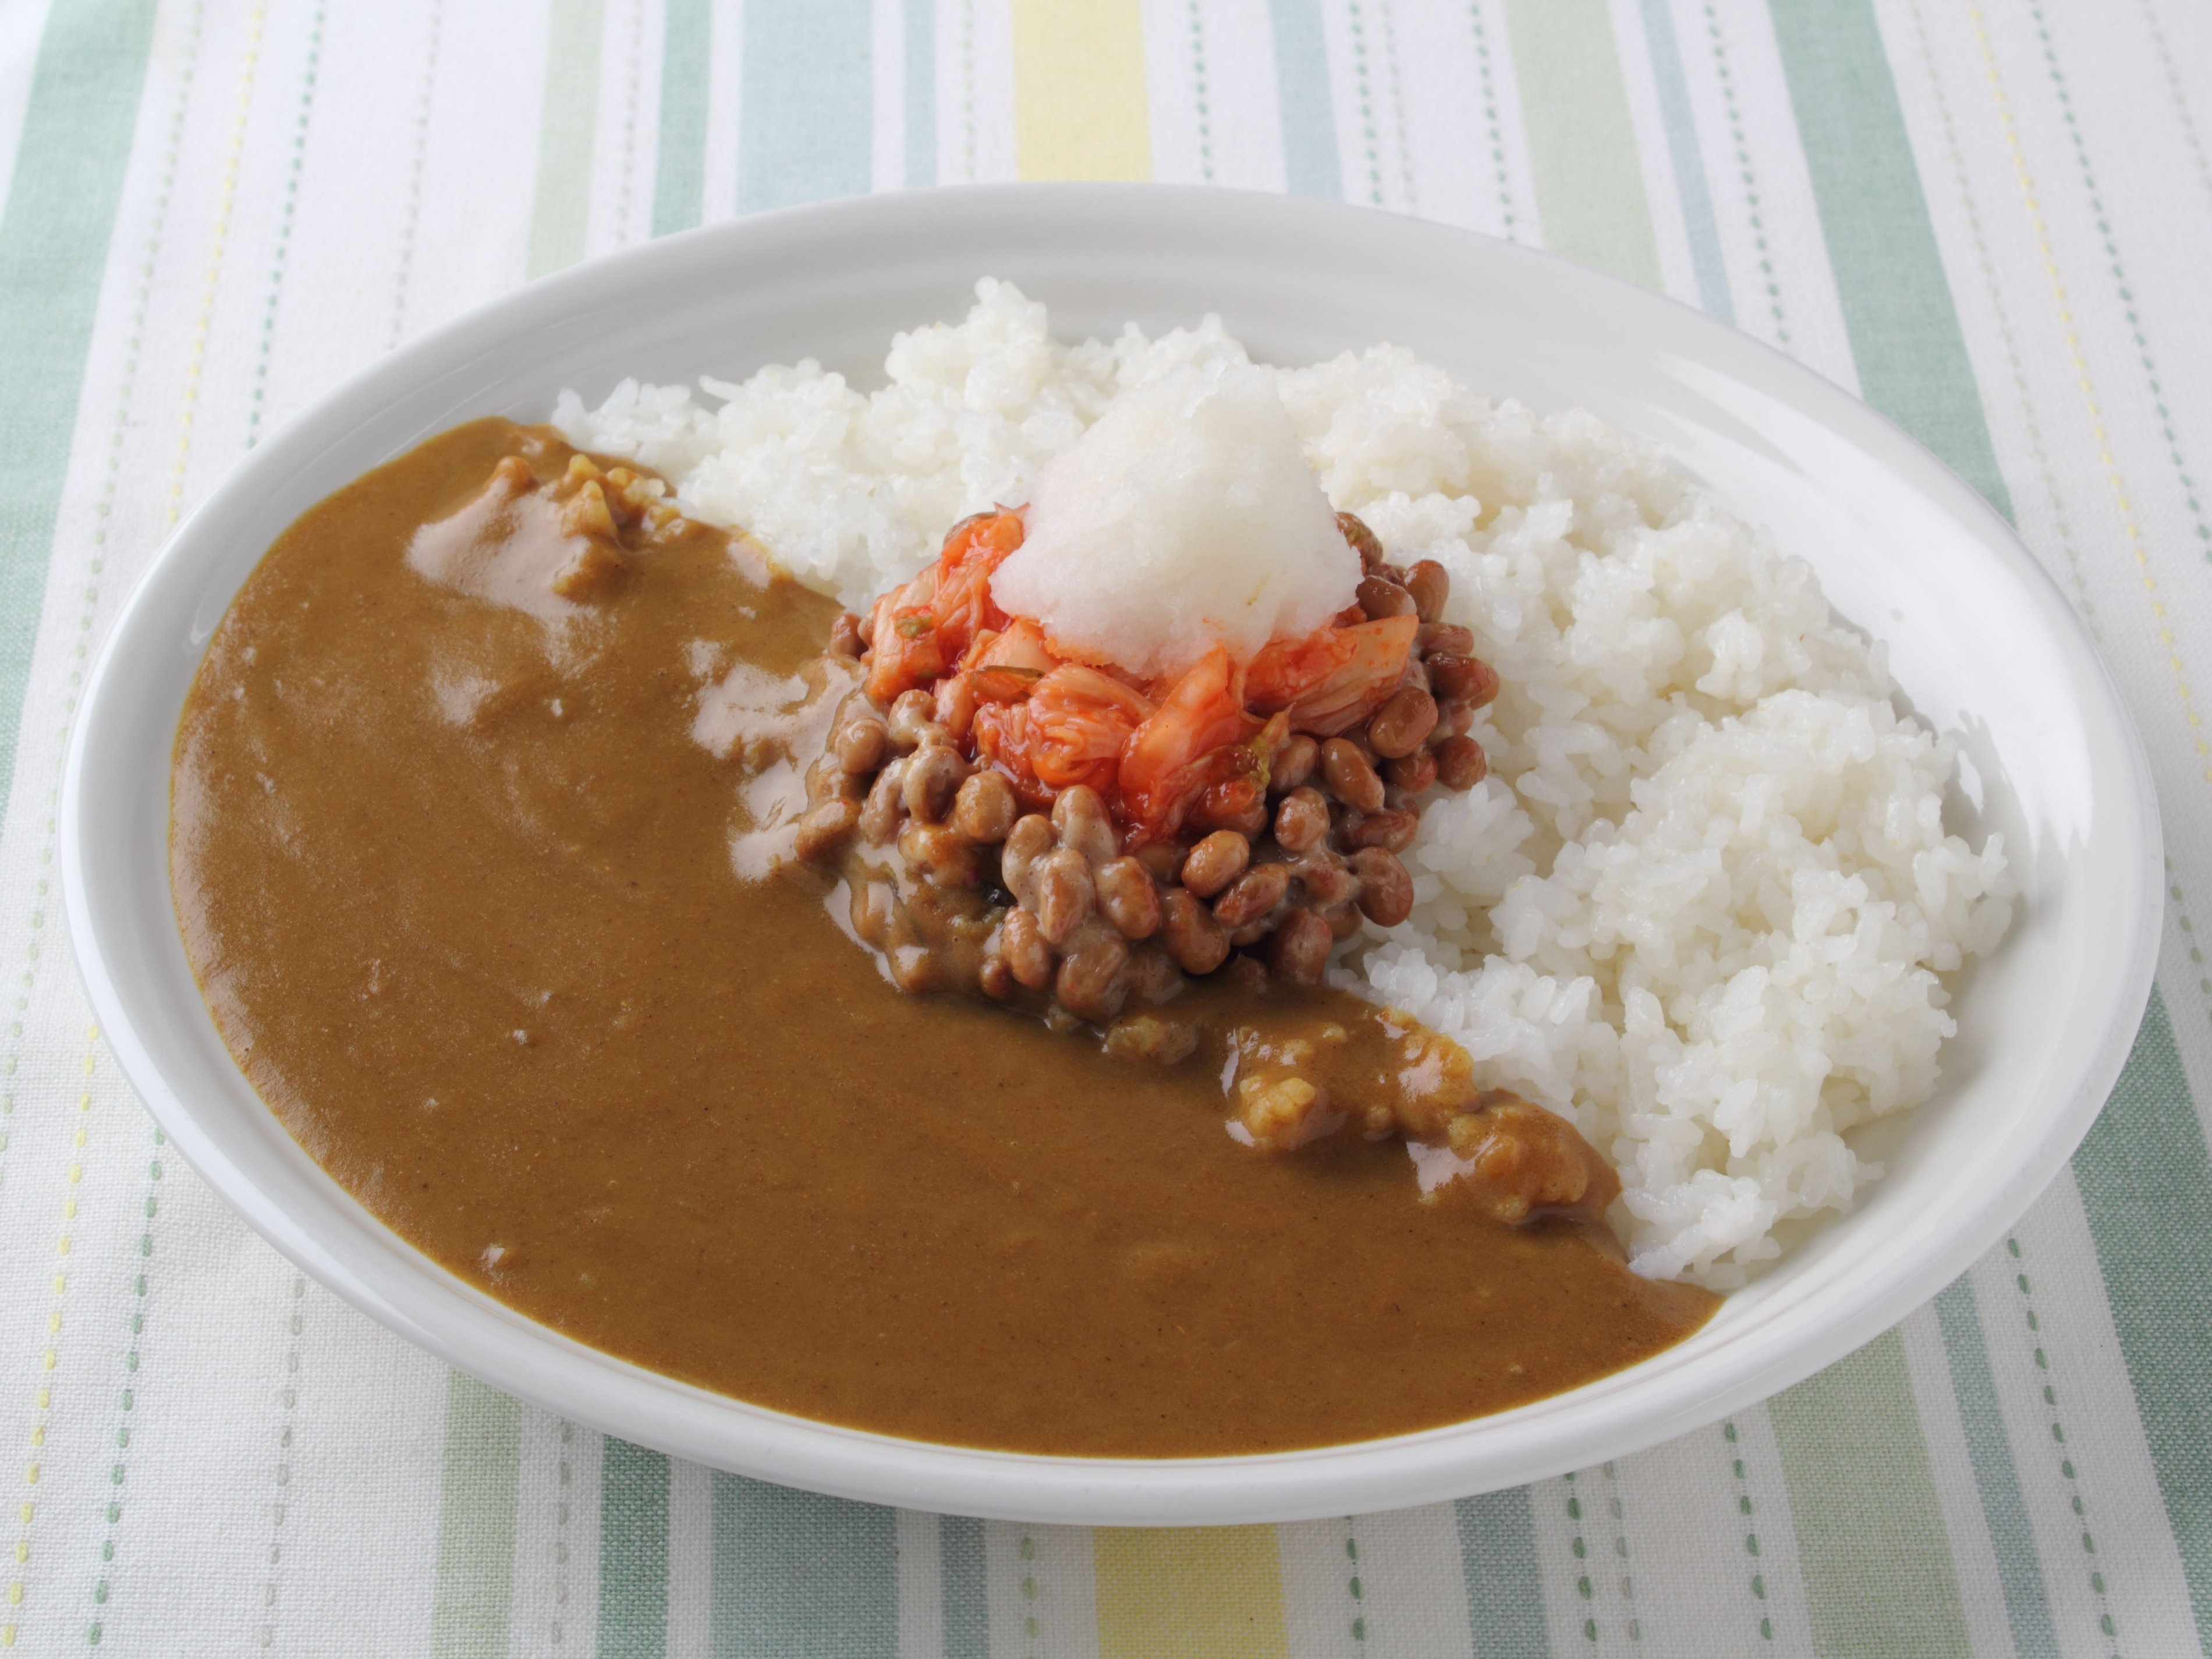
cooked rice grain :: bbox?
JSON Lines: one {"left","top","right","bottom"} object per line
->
{"left": 557, "top": 280, "right": 2015, "bottom": 1288}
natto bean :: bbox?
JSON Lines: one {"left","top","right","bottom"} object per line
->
{"left": 1320, "top": 738, "right": 1387, "bottom": 814}
{"left": 1272, "top": 733, "right": 1318, "bottom": 793}
{"left": 1404, "top": 560, "right": 1450, "bottom": 623}
{"left": 1001, "top": 906, "right": 1055, "bottom": 989}
{"left": 1033, "top": 848, "right": 1097, "bottom": 945}
{"left": 1292, "top": 850, "right": 1358, "bottom": 908}
{"left": 901, "top": 745, "right": 967, "bottom": 824}
{"left": 1367, "top": 686, "right": 1438, "bottom": 758}
{"left": 1269, "top": 909, "right": 1334, "bottom": 986}
{"left": 1179, "top": 830, "right": 1250, "bottom": 899}
{"left": 835, "top": 715, "right": 889, "bottom": 775}
{"left": 898, "top": 821, "right": 978, "bottom": 887}
{"left": 1055, "top": 929, "right": 1131, "bottom": 1021}
{"left": 1384, "top": 747, "right": 1438, "bottom": 794}
{"left": 1345, "top": 808, "right": 1419, "bottom": 854}
{"left": 1435, "top": 735, "right": 1488, "bottom": 791}
{"left": 1273, "top": 787, "right": 1331, "bottom": 855}
{"left": 1357, "top": 573, "right": 1418, "bottom": 622}
{"left": 1001, "top": 813, "right": 1055, "bottom": 908}
{"left": 1427, "top": 651, "right": 1499, "bottom": 707}
{"left": 1350, "top": 848, "right": 1415, "bottom": 927}
{"left": 792, "top": 799, "right": 859, "bottom": 862}
{"left": 1213, "top": 863, "right": 1291, "bottom": 930}
{"left": 887, "top": 688, "right": 939, "bottom": 750}
{"left": 1052, "top": 784, "right": 1119, "bottom": 867}
{"left": 1160, "top": 889, "right": 1231, "bottom": 975}
{"left": 952, "top": 771, "right": 1018, "bottom": 842}
{"left": 1096, "top": 857, "right": 1162, "bottom": 940}
{"left": 859, "top": 764, "right": 905, "bottom": 845}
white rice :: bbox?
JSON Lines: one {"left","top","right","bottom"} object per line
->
{"left": 556, "top": 280, "right": 2016, "bottom": 1289}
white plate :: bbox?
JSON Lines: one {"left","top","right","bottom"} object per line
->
{"left": 61, "top": 184, "right": 2159, "bottom": 1525}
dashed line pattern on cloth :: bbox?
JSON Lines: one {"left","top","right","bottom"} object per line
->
{"left": 1343, "top": 1520, "right": 1367, "bottom": 1643}
{"left": 161, "top": 3, "right": 265, "bottom": 533}
{"left": 2167, "top": 856, "right": 2212, "bottom": 1026}
{"left": 1722, "top": 1422, "right": 1774, "bottom": 1644}
{"left": 242, "top": 1, "right": 324, "bottom": 449}
{"left": 960, "top": 0, "right": 977, "bottom": 180}
{"left": 1184, "top": 1, "right": 1214, "bottom": 183}
{"left": 1901, "top": 0, "right": 2096, "bottom": 634}
{"left": 1345, "top": 2, "right": 1385, "bottom": 207}
{"left": 2007, "top": 1235, "right": 2121, "bottom": 1653}
{"left": 1463, "top": 2, "right": 1517, "bottom": 236}
{"left": 1373, "top": 0, "right": 1414, "bottom": 210}
{"left": 6, "top": 1033, "right": 97, "bottom": 1648}
{"left": 87, "top": 1130, "right": 162, "bottom": 1651}
{"left": 2132, "top": 0, "right": 2212, "bottom": 214}
{"left": 0, "top": 9, "right": 205, "bottom": 1477}
{"left": 1701, "top": 3, "right": 1789, "bottom": 347}
{"left": 1561, "top": 1467, "right": 1638, "bottom": 1644}
{"left": 550, "top": 1420, "right": 576, "bottom": 1646}
{"left": 610, "top": 0, "right": 646, "bottom": 245}
{"left": 1965, "top": 0, "right": 2212, "bottom": 785}
{"left": 2024, "top": 2, "right": 2212, "bottom": 568}
{"left": 251, "top": 1274, "right": 304, "bottom": 1652}
{"left": 70, "top": 26, "right": 269, "bottom": 1615}
{"left": 387, "top": 0, "right": 445, "bottom": 349}
{"left": 1598, "top": 1463, "right": 1639, "bottom": 1642}
{"left": 1018, "top": 1533, "right": 1041, "bottom": 1654}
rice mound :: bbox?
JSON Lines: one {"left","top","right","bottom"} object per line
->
{"left": 556, "top": 280, "right": 2016, "bottom": 1289}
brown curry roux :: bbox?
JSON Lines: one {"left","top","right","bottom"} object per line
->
{"left": 169, "top": 418, "right": 1714, "bottom": 1456}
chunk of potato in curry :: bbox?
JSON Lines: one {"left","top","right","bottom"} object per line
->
{"left": 170, "top": 419, "right": 1714, "bottom": 1456}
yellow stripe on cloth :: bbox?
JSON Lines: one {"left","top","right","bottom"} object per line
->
{"left": 1011, "top": 0, "right": 1151, "bottom": 180}
{"left": 1094, "top": 1526, "right": 1289, "bottom": 1658}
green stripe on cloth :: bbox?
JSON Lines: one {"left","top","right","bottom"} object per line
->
{"left": 1636, "top": 0, "right": 1732, "bottom": 320}
{"left": 1933, "top": 1278, "right": 2061, "bottom": 1658}
{"left": 598, "top": 1439, "right": 670, "bottom": 1658}
{"left": 0, "top": 0, "right": 158, "bottom": 817}
{"left": 430, "top": 1375, "right": 521, "bottom": 1659}
{"left": 709, "top": 1474, "right": 897, "bottom": 1656}
{"left": 527, "top": 0, "right": 605, "bottom": 277}
{"left": 1266, "top": 0, "right": 1341, "bottom": 199}
{"left": 938, "top": 1515, "right": 987, "bottom": 1659}
{"left": 1768, "top": 1330, "right": 1970, "bottom": 1658}
{"left": 651, "top": 0, "right": 710, "bottom": 236}
{"left": 904, "top": 0, "right": 935, "bottom": 188}
{"left": 1766, "top": 0, "right": 2012, "bottom": 519}
{"left": 1500, "top": 0, "right": 1660, "bottom": 287}
{"left": 738, "top": 0, "right": 873, "bottom": 211}
{"left": 1456, "top": 1488, "right": 1550, "bottom": 1658}
{"left": 2074, "top": 988, "right": 2212, "bottom": 1650}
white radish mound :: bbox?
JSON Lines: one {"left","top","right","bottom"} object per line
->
{"left": 554, "top": 278, "right": 2016, "bottom": 1289}
{"left": 988, "top": 364, "right": 1357, "bottom": 678}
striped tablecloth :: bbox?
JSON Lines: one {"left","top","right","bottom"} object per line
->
{"left": 2, "top": 1, "right": 2207, "bottom": 1653}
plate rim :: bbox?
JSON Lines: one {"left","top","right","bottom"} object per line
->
{"left": 60, "top": 180, "right": 2164, "bottom": 1525}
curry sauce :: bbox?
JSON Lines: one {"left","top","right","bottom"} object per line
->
{"left": 170, "top": 419, "right": 1714, "bottom": 1456}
